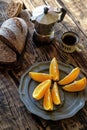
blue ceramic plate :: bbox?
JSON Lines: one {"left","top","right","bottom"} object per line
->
{"left": 19, "top": 61, "right": 85, "bottom": 120}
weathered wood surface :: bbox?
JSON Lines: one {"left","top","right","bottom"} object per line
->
{"left": 0, "top": 0, "right": 87, "bottom": 130}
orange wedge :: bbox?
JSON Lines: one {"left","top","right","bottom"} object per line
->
{"left": 29, "top": 72, "right": 53, "bottom": 82}
{"left": 52, "top": 82, "right": 61, "bottom": 105}
{"left": 58, "top": 67, "right": 80, "bottom": 85}
{"left": 62, "top": 77, "right": 87, "bottom": 92}
{"left": 43, "top": 88, "right": 53, "bottom": 111}
{"left": 49, "top": 57, "right": 59, "bottom": 81}
{"left": 32, "top": 79, "right": 51, "bottom": 100}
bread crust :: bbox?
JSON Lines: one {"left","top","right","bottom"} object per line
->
{"left": 0, "top": 17, "right": 28, "bottom": 54}
{"left": 0, "top": 17, "right": 28, "bottom": 68}
{"left": 0, "top": 40, "right": 17, "bottom": 64}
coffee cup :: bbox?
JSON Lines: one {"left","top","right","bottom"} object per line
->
{"left": 60, "top": 31, "right": 84, "bottom": 53}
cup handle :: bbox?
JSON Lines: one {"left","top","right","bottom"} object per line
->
{"left": 75, "top": 43, "right": 84, "bottom": 52}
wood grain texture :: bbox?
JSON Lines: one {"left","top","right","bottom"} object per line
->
{"left": 59, "top": 0, "right": 87, "bottom": 35}
{"left": 0, "top": 0, "right": 87, "bottom": 130}
{"left": 0, "top": 72, "right": 41, "bottom": 130}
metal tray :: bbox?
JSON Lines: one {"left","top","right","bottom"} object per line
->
{"left": 19, "top": 61, "right": 86, "bottom": 120}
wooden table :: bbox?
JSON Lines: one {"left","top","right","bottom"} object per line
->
{"left": 0, "top": 0, "right": 87, "bottom": 130}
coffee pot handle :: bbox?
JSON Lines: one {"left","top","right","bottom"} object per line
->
{"left": 57, "top": 8, "right": 66, "bottom": 22}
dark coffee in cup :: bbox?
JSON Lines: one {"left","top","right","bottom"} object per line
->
{"left": 60, "top": 31, "right": 84, "bottom": 53}
{"left": 62, "top": 34, "right": 77, "bottom": 45}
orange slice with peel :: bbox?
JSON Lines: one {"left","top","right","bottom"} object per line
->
{"left": 32, "top": 79, "right": 51, "bottom": 100}
{"left": 43, "top": 88, "right": 53, "bottom": 111}
{"left": 62, "top": 77, "right": 87, "bottom": 92}
{"left": 58, "top": 67, "right": 80, "bottom": 85}
{"left": 29, "top": 72, "right": 53, "bottom": 82}
{"left": 52, "top": 82, "right": 61, "bottom": 105}
{"left": 49, "top": 57, "right": 59, "bottom": 81}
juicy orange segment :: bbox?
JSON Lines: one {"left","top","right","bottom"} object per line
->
{"left": 49, "top": 57, "right": 59, "bottom": 81}
{"left": 29, "top": 72, "right": 53, "bottom": 82}
{"left": 32, "top": 79, "right": 51, "bottom": 100}
{"left": 43, "top": 88, "right": 53, "bottom": 111}
{"left": 52, "top": 82, "right": 61, "bottom": 105}
{"left": 62, "top": 77, "right": 87, "bottom": 92}
{"left": 58, "top": 67, "right": 80, "bottom": 85}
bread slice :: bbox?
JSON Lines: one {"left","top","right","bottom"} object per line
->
{"left": 0, "top": 40, "right": 17, "bottom": 64}
{"left": 7, "top": 1, "right": 22, "bottom": 18}
{"left": 0, "top": 17, "right": 28, "bottom": 54}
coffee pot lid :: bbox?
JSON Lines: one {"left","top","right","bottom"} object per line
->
{"left": 31, "top": 5, "right": 59, "bottom": 25}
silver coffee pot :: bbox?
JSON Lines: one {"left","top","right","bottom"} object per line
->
{"left": 31, "top": 5, "right": 66, "bottom": 46}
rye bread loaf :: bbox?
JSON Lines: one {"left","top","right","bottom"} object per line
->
{"left": 0, "top": 17, "right": 28, "bottom": 68}
{"left": 0, "top": 17, "right": 28, "bottom": 54}
{"left": 0, "top": 40, "right": 16, "bottom": 64}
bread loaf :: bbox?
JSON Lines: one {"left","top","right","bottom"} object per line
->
{"left": 0, "top": 40, "right": 17, "bottom": 64}
{"left": 0, "top": 17, "right": 28, "bottom": 54}
{"left": 0, "top": 17, "right": 28, "bottom": 68}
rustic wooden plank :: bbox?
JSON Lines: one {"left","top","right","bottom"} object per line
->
{"left": 12, "top": 0, "right": 23, "bottom": 5}
{"left": 58, "top": 0, "right": 87, "bottom": 36}
{"left": 7, "top": 9, "right": 87, "bottom": 130}
{"left": 21, "top": 0, "right": 59, "bottom": 11}
{"left": 0, "top": 72, "right": 42, "bottom": 130}
{"left": 43, "top": 0, "right": 60, "bottom": 7}
{"left": 0, "top": 0, "right": 87, "bottom": 130}
{"left": 21, "top": 0, "right": 35, "bottom": 12}
{"left": 5, "top": 0, "right": 23, "bottom": 4}
{"left": 55, "top": 0, "right": 87, "bottom": 73}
